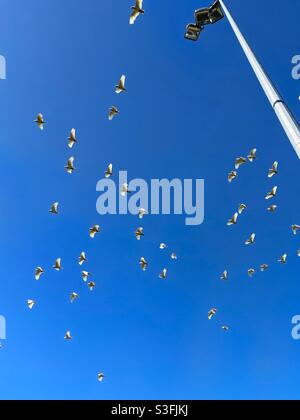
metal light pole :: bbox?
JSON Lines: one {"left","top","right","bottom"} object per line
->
{"left": 219, "top": 0, "right": 300, "bottom": 159}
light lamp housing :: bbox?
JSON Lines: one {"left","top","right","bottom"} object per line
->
{"left": 185, "top": 24, "right": 203, "bottom": 41}
{"left": 209, "top": 1, "right": 225, "bottom": 24}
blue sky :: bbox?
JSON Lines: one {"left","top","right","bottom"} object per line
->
{"left": 0, "top": 0, "right": 300, "bottom": 400}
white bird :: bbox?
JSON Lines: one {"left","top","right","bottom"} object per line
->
{"left": 90, "top": 225, "right": 100, "bottom": 238}
{"left": 292, "top": 224, "right": 300, "bottom": 235}
{"left": 135, "top": 227, "right": 144, "bottom": 241}
{"left": 65, "top": 157, "right": 75, "bottom": 174}
{"left": 34, "top": 113, "right": 45, "bottom": 130}
{"left": 138, "top": 208, "right": 147, "bottom": 219}
{"left": 248, "top": 268, "right": 255, "bottom": 278}
{"left": 260, "top": 264, "right": 269, "bottom": 272}
{"left": 88, "top": 281, "right": 96, "bottom": 291}
{"left": 109, "top": 106, "right": 119, "bottom": 121}
{"left": 53, "top": 258, "right": 62, "bottom": 271}
{"left": 105, "top": 164, "right": 113, "bottom": 178}
{"left": 268, "top": 161, "right": 278, "bottom": 178}
{"left": 228, "top": 171, "right": 238, "bottom": 183}
{"left": 245, "top": 233, "right": 256, "bottom": 245}
{"left": 267, "top": 205, "right": 278, "bottom": 213}
{"left": 160, "top": 243, "right": 168, "bottom": 250}
{"left": 115, "top": 75, "right": 126, "bottom": 94}
{"left": 78, "top": 252, "right": 87, "bottom": 266}
{"left": 208, "top": 308, "right": 217, "bottom": 320}
{"left": 120, "top": 183, "right": 131, "bottom": 197}
{"left": 222, "top": 326, "right": 230, "bottom": 332}
{"left": 70, "top": 292, "right": 79, "bottom": 303}
{"left": 140, "top": 257, "right": 148, "bottom": 271}
{"left": 247, "top": 149, "right": 257, "bottom": 162}
{"left": 220, "top": 270, "right": 228, "bottom": 281}
{"left": 64, "top": 331, "right": 72, "bottom": 340}
{"left": 130, "top": 0, "right": 145, "bottom": 25}
{"left": 227, "top": 213, "right": 238, "bottom": 226}
{"left": 171, "top": 253, "right": 178, "bottom": 260}
{"left": 49, "top": 202, "right": 59, "bottom": 215}
{"left": 68, "top": 128, "right": 77, "bottom": 148}
{"left": 297, "top": 250, "right": 300, "bottom": 257}
{"left": 27, "top": 299, "right": 36, "bottom": 310}
{"left": 278, "top": 254, "right": 287, "bottom": 264}
{"left": 235, "top": 157, "right": 247, "bottom": 170}
{"left": 35, "top": 267, "right": 44, "bottom": 281}
{"left": 82, "top": 271, "right": 91, "bottom": 282}
{"left": 98, "top": 373, "right": 105, "bottom": 382}
{"left": 159, "top": 268, "right": 168, "bottom": 279}
{"left": 265, "top": 186, "right": 277, "bottom": 200}
{"left": 238, "top": 204, "right": 247, "bottom": 214}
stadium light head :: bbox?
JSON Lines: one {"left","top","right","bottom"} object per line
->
{"left": 195, "top": 8, "right": 211, "bottom": 27}
{"left": 185, "top": 24, "right": 204, "bottom": 42}
{"left": 209, "top": 1, "right": 224, "bottom": 24}
{"left": 185, "top": 1, "right": 224, "bottom": 41}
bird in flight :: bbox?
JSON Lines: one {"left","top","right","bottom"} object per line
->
{"left": 34, "top": 113, "right": 45, "bottom": 130}
{"left": 90, "top": 225, "right": 100, "bottom": 238}
{"left": 171, "top": 253, "right": 178, "bottom": 260}
{"left": 278, "top": 254, "right": 287, "bottom": 264}
{"left": 70, "top": 293, "right": 79, "bottom": 303}
{"left": 53, "top": 258, "right": 62, "bottom": 271}
{"left": 49, "top": 202, "right": 59, "bottom": 215}
{"left": 267, "top": 204, "right": 277, "bottom": 213}
{"left": 220, "top": 270, "right": 228, "bottom": 281}
{"left": 238, "top": 204, "right": 247, "bottom": 214}
{"left": 222, "top": 326, "right": 230, "bottom": 332}
{"left": 98, "top": 373, "right": 105, "bottom": 382}
{"left": 138, "top": 208, "right": 147, "bottom": 219}
{"left": 68, "top": 129, "right": 77, "bottom": 149}
{"left": 35, "top": 267, "right": 44, "bottom": 281}
{"left": 120, "top": 183, "right": 131, "bottom": 197}
{"left": 130, "top": 0, "right": 145, "bottom": 25}
{"left": 135, "top": 227, "right": 144, "bottom": 241}
{"left": 65, "top": 157, "right": 75, "bottom": 174}
{"left": 88, "top": 281, "right": 96, "bottom": 291}
{"left": 159, "top": 269, "right": 168, "bottom": 279}
{"left": 64, "top": 331, "right": 72, "bottom": 341}
{"left": 227, "top": 213, "right": 238, "bottom": 226}
{"left": 140, "top": 257, "right": 148, "bottom": 271}
{"left": 208, "top": 308, "right": 217, "bottom": 320}
{"left": 78, "top": 252, "right": 87, "bottom": 266}
{"left": 115, "top": 75, "right": 126, "bottom": 94}
{"left": 260, "top": 264, "right": 269, "bottom": 272}
{"left": 27, "top": 299, "right": 36, "bottom": 310}
{"left": 265, "top": 186, "right": 277, "bottom": 200}
{"left": 109, "top": 106, "right": 119, "bottom": 121}
{"left": 247, "top": 149, "right": 257, "bottom": 162}
{"left": 268, "top": 161, "right": 278, "bottom": 178}
{"left": 82, "top": 271, "right": 91, "bottom": 282}
{"left": 228, "top": 171, "right": 238, "bottom": 183}
{"left": 160, "top": 243, "right": 168, "bottom": 250}
{"left": 248, "top": 268, "right": 255, "bottom": 278}
{"left": 105, "top": 164, "right": 113, "bottom": 178}
{"left": 292, "top": 224, "right": 300, "bottom": 235}
{"left": 235, "top": 157, "right": 247, "bottom": 170}
{"left": 245, "top": 233, "right": 256, "bottom": 245}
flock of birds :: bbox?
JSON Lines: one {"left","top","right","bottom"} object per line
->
{"left": 3, "top": 0, "right": 298, "bottom": 384}
{"left": 26, "top": 0, "right": 182, "bottom": 383}
{"left": 208, "top": 149, "right": 300, "bottom": 327}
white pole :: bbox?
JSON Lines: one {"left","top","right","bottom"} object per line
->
{"left": 219, "top": 0, "right": 300, "bottom": 159}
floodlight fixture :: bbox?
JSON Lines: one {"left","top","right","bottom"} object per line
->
{"left": 195, "top": 8, "right": 211, "bottom": 27}
{"left": 185, "top": 24, "right": 203, "bottom": 41}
